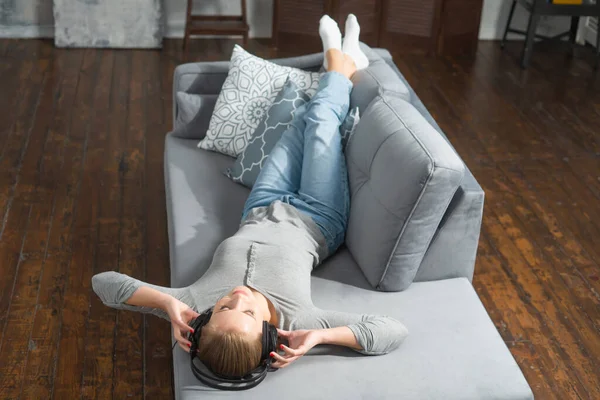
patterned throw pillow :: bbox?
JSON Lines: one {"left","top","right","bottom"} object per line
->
{"left": 198, "top": 45, "right": 322, "bottom": 158}
{"left": 340, "top": 107, "right": 360, "bottom": 150}
{"left": 226, "top": 80, "right": 361, "bottom": 188}
{"left": 225, "top": 79, "right": 310, "bottom": 187}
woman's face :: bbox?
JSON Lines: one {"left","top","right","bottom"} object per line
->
{"left": 207, "top": 286, "right": 265, "bottom": 335}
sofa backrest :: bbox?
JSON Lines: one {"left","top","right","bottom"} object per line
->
{"left": 349, "top": 44, "right": 410, "bottom": 112}
{"left": 345, "top": 92, "right": 465, "bottom": 291}
{"left": 172, "top": 44, "right": 484, "bottom": 286}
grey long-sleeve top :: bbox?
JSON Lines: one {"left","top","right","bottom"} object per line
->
{"left": 92, "top": 201, "right": 408, "bottom": 355}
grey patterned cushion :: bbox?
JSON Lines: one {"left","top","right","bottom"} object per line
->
{"left": 226, "top": 79, "right": 361, "bottom": 188}
{"left": 340, "top": 107, "right": 360, "bottom": 150}
{"left": 198, "top": 45, "right": 322, "bottom": 157}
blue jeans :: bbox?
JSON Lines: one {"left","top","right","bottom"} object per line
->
{"left": 242, "top": 72, "right": 352, "bottom": 256}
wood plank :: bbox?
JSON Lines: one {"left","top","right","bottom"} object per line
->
{"left": 143, "top": 48, "right": 174, "bottom": 399}
{"left": 112, "top": 49, "right": 146, "bottom": 400}
{"left": 50, "top": 48, "right": 103, "bottom": 400}
{"left": 79, "top": 49, "right": 126, "bottom": 400}
{"left": 23, "top": 48, "right": 109, "bottom": 400}
{"left": 476, "top": 163, "right": 600, "bottom": 396}
{"left": 0, "top": 42, "right": 48, "bottom": 233}
{"left": 17, "top": 46, "right": 87, "bottom": 399}
{"left": 0, "top": 43, "right": 53, "bottom": 398}
{"left": 0, "top": 43, "right": 78, "bottom": 400}
{"left": 481, "top": 213, "right": 593, "bottom": 398}
{"left": 472, "top": 42, "right": 599, "bottom": 159}
{"left": 475, "top": 255, "right": 557, "bottom": 400}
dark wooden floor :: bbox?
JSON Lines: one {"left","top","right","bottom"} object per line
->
{"left": 0, "top": 37, "right": 598, "bottom": 399}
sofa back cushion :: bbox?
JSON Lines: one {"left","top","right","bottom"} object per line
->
{"left": 345, "top": 93, "right": 465, "bottom": 292}
{"left": 173, "top": 92, "right": 218, "bottom": 139}
{"left": 349, "top": 44, "right": 410, "bottom": 113}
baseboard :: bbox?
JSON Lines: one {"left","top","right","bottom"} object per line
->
{"left": 0, "top": 25, "right": 54, "bottom": 39}
{"left": 0, "top": 21, "right": 271, "bottom": 40}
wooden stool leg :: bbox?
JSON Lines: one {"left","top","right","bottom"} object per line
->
{"left": 183, "top": 0, "right": 193, "bottom": 58}
{"left": 501, "top": 0, "right": 517, "bottom": 49}
{"left": 243, "top": 33, "right": 248, "bottom": 48}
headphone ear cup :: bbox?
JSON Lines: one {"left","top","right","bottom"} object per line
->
{"left": 268, "top": 324, "right": 278, "bottom": 353}
{"left": 260, "top": 321, "right": 269, "bottom": 361}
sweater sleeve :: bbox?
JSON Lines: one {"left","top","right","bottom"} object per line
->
{"left": 295, "top": 308, "right": 408, "bottom": 356}
{"left": 91, "top": 271, "right": 195, "bottom": 322}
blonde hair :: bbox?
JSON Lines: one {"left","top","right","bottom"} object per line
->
{"left": 197, "top": 325, "right": 263, "bottom": 377}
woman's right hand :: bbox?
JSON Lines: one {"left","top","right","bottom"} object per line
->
{"left": 164, "top": 296, "right": 200, "bottom": 352}
{"left": 271, "top": 328, "right": 323, "bottom": 369}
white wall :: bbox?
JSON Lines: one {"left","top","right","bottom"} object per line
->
{"left": 0, "top": 0, "right": 54, "bottom": 37}
{"left": 479, "top": 0, "right": 570, "bottom": 40}
{"left": 0, "top": 0, "right": 273, "bottom": 39}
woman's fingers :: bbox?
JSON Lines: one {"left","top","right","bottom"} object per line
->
{"left": 270, "top": 351, "right": 298, "bottom": 369}
{"left": 174, "top": 318, "right": 194, "bottom": 334}
{"left": 173, "top": 325, "right": 192, "bottom": 348}
{"left": 185, "top": 308, "right": 200, "bottom": 319}
{"left": 178, "top": 341, "right": 190, "bottom": 353}
{"left": 280, "top": 344, "right": 299, "bottom": 357}
{"left": 277, "top": 328, "right": 291, "bottom": 338}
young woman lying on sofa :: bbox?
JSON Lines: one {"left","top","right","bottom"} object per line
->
{"left": 92, "top": 14, "right": 407, "bottom": 386}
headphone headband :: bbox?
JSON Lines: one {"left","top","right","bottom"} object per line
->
{"left": 187, "top": 308, "right": 278, "bottom": 391}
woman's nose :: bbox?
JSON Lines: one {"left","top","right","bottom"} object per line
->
{"left": 228, "top": 297, "right": 246, "bottom": 309}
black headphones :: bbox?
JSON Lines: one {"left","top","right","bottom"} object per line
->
{"left": 187, "top": 307, "right": 279, "bottom": 391}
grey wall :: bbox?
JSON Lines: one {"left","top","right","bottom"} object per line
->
{"left": 0, "top": 0, "right": 273, "bottom": 38}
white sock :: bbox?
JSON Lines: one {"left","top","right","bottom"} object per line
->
{"left": 319, "top": 15, "right": 342, "bottom": 70}
{"left": 342, "top": 14, "right": 369, "bottom": 70}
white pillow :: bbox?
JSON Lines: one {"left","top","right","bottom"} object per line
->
{"left": 198, "top": 45, "right": 322, "bottom": 157}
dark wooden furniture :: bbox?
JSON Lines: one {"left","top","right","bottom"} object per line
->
{"left": 272, "top": 0, "right": 484, "bottom": 56}
{"left": 501, "top": 0, "right": 600, "bottom": 68}
{"left": 183, "top": 0, "right": 249, "bottom": 57}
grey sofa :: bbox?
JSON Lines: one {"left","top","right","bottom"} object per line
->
{"left": 165, "top": 47, "right": 534, "bottom": 399}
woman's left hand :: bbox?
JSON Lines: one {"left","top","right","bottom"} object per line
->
{"left": 164, "top": 296, "right": 200, "bottom": 352}
{"left": 271, "top": 328, "right": 322, "bottom": 369}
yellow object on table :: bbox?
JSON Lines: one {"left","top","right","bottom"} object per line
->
{"left": 552, "top": 0, "right": 583, "bottom": 4}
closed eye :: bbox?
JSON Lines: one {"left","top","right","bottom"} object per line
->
{"left": 219, "top": 306, "right": 255, "bottom": 319}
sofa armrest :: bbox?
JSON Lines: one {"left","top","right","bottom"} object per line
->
{"left": 414, "top": 172, "right": 485, "bottom": 283}
{"left": 172, "top": 61, "right": 230, "bottom": 130}
{"left": 377, "top": 53, "right": 485, "bottom": 283}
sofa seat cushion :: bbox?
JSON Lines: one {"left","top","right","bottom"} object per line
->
{"left": 165, "top": 135, "right": 530, "bottom": 400}
{"left": 172, "top": 273, "right": 532, "bottom": 400}
{"left": 164, "top": 134, "right": 250, "bottom": 286}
